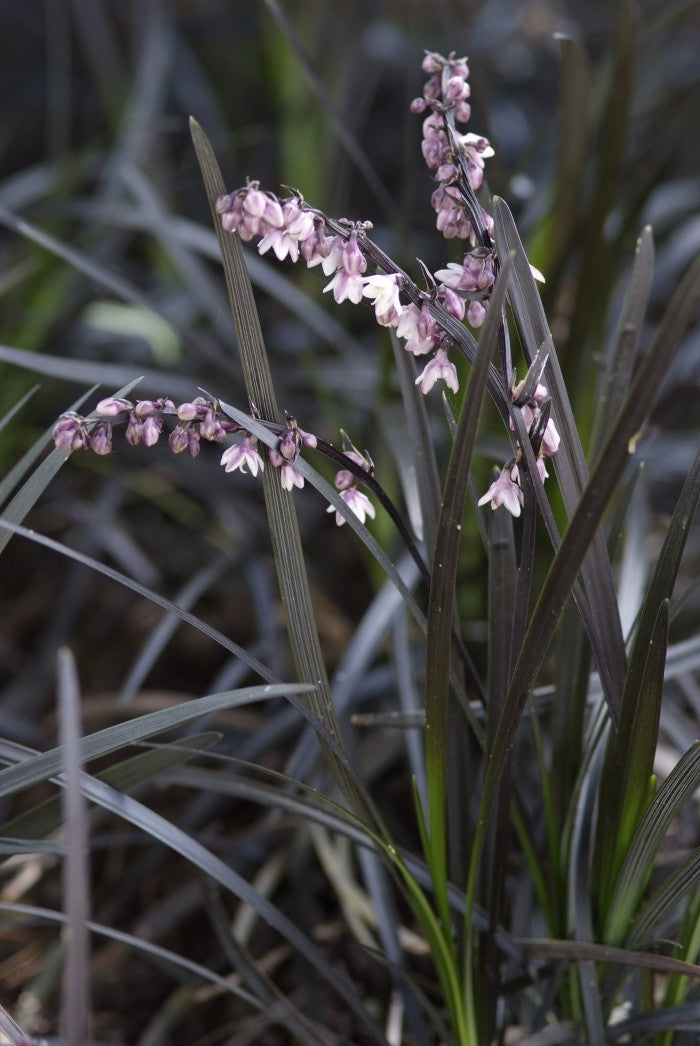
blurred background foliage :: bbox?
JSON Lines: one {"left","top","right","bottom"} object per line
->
{"left": 0, "top": 0, "right": 699, "bottom": 1041}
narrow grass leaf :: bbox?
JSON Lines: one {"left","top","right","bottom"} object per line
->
{"left": 565, "top": 1, "right": 637, "bottom": 365}
{"left": 493, "top": 196, "right": 627, "bottom": 719}
{"left": 517, "top": 936, "right": 700, "bottom": 982}
{"left": 0, "top": 684, "right": 307, "bottom": 801}
{"left": 547, "top": 34, "right": 589, "bottom": 267}
{"left": 601, "top": 847, "right": 700, "bottom": 1010}
{"left": 0, "top": 342, "right": 197, "bottom": 401}
{"left": 0, "top": 517, "right": 281, "bottom": 682}
{"left": 190, "top": 117, "right": 380, "bottom": 831}
{"left": 0, "top": 733, "right": 221, "bottom": 842}
{"left": 603, "top": 1003, "right": 700, "bottom": 1041}
{"left": 56, "top": 648, "right": 90, "bottom": 1046}
{"left": 628, "top": 847, "right": 700, "bottom": 949}
{"left": 424, "top": 256, "right": 511, "bottom": 942}
{"left": 589, "top": 226, "right": 654, "bottom": 459}
{"left": 0, "top": 901, "right": 263, "bottom": 1008}
{"left": 391, "top": 330, "right": 442, "bottom": 555}
{"left": 260, "top": 0, "right": 398, "bottom": 222}
{"left": 604, "top": 742, "right": 700, "bottom": 946}
{"left": 479, "top": 251, "right": 700, "bottom": 835}
{"left": 76, "top": 773, "right": 387, "bottom": 1042}
{"left": 598, "top": 597, "right": 669, "bottom": 937}
{"left": 0, "top": 383, "right": 39, "bottom": 435}
{"left": 204, "top": 886, "right": 331, "bottom": 1046}
{"left": 597, "top": 451, "right": 700, "bottom": 910}
{"left": 0, "top": 738, "right": 389, "bottom": 1043}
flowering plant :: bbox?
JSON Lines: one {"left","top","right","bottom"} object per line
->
{"left": 3, "top": 31, "right": 700, "bottom": 1046}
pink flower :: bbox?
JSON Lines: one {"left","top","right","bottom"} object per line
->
{"left": 280, "top": 462, "right": 304, "bottom": 491}
{"left": 434, "top": 249, "right": 495, "bottom": 293}
{"left": 52, "top": 413, "right": 88, "bottom": 450}
{"left": 478, "top": 466, "right": 524, "bottom": 518}
{"left": 414, "top": 348, "right": 459, "bottom": 395}
{"left": 257, "top": 197, "right": 315, "bottom": 263}
{"left": 327, "top": 487, "right": 376, "bottom": 527}
{"left": 221, "top": 437, "right": 264, "bottom": 477}
{"left": 466, "top": 300, "right": 487, "bottom": 328}
{"left": 454, "top": 132, "right": 495, "bottom": 191}
{"left": 541, "top": 419, "right": 560, "bottom": 457}
{"left": 395, "top": 303, "right": 438, "bottom": 355}
{"left": 323, "top": 270, "right": 365, "bottom": 304}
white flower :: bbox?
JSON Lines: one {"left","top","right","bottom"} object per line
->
{"left": 361, "top": 274, "right": 403, "bottom": 326}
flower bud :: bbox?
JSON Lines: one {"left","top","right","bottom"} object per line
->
{"left": 169, "top": 425, "right": 189, "bottom": 454}
{"left": 89, "top": 424, "right": 112, "bottom": 455}
{"left": 95, "top": 397, "right": 131, "bottom": 417}
{"left": 142, "top": 415, "right": 163, "bottom": 446}
{"left": 125, "top": 414, "right": 143, "bottom": 445}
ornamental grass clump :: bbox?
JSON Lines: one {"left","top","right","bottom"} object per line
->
{"left": 2, "top": 29, "right": 700, "bottom": 1046}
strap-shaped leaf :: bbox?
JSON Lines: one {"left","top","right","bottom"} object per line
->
{"left": 469, "top": 250, "right": 700, "bottom": 939}
{"left": 0, "top": 684, "right": 303, "bottom": 800}
{"left": 604, "top": 743, "right": 700, "bottom": 945}
{"left": 423, "top": 256, "right": 512, "bottom": 941}
{"left": 596, "top": 452, "right": 700, "bottom": 912}
{"left": 493, "top": 196, "right": 627, "bottom": 721}
{"left": 589, "top": 226, "right": 654, "bottom": 459}
{"left": 189, "top": 118, "right": 380, "bottom": 831}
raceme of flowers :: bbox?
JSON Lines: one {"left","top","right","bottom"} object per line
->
{"left": 52, "top": 395, "right": 373, "bottom": 527}
{"left": 52, "top": 51, "right": 560, "bottom": 520}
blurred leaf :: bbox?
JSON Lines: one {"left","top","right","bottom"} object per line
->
{"left": 0, "top": 733, "right": 221, "bottom": 842}
{"left": 597, "top": 451, "right": 700, "bottom": 917}
{"left": 0, "top": 518, "right": 280, "bottom": 682}
{"left": 81, "top": 301, "right": 180, "bottom": 363}
{"left": 0, "top": 739, "right": 389, "bottom": 1043}
{"left": 0, "top": 685, "right": 305, "bottom": 801}
{"left": 566, "top": 1, "right": 637, "bottom": 373}
{"left": 604, "top": 743, "right": 700, "bottom": 946}
{"left": 0, "top": 900, "right": 262, "bottom": 1007}
{"left": 589, "top": 226, "right": 655, "bottom": 459}
{"left": 530, "top": 34, "right": 589, "bottom": 274}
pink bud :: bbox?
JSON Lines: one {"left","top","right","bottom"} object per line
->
{"left": 89, "top": 424, "right": 112, "bottom": 455}
{"left": 341, "top": 234, "right": 366, "bottom": 275}
{"left": 169, "top": 426, "right": 189, "bottom": 454}
{"left": 422, "top": 53, "right": 443, "bottom": 74}
{"left": 142, "top": 415, "right": 163, "bottom": 446}
{"left": 95, "top": 397, "right": 131, "bottom": 417}
{"left": 177, "top": 402, "right": 200, "bottom": 421}
{"left": 125, "top": 414, "right": 143, "bottom": 445}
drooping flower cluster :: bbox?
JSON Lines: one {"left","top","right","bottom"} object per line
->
{"left": 410, "top": 51, "right": 495, "bottom": 245}
{"left": 216, "top": 183, "right": 496, "bottom": 399}
{"left": 52, "top": 51, "right": 558, "bottom": 522}
{"left": 52, "top": 397, "right": 376, "bottom": 526}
